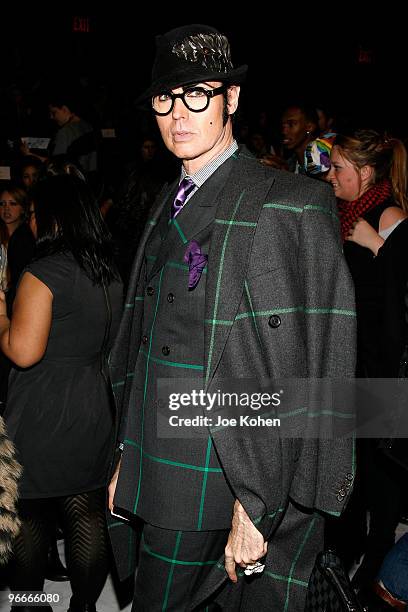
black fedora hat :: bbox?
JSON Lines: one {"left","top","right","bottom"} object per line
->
{"left": 137, "top": 24, "right": 247, "bottom": 104}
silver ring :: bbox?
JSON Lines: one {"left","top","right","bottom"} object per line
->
{"left": 244, "top": 561, "right": 265, "bottom": 576}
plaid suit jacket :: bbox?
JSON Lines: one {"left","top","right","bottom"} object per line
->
{"left": 108, "top": 147, "right": 357, "bottom": 593}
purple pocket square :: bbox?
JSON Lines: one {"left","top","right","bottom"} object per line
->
{"left": 184, "top": 241, "right": 208, "bottom": 290}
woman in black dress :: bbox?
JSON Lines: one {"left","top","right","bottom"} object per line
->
{"left": 0, "top": 175, "right": 123, "bottom": 612}
{"left": 329, "top": 130, "right": 408, "bottom": 377}
{"left": 326, "top": 129, "right": 408, "bottom": 600}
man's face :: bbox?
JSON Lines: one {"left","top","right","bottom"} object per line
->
{"left": 155, "top": 81, "right": 239, "bottom": 172}
{"left": 281, "top": 107, "right": 312, "bottom": 151}
{"left": 49, "top": 105, "right": 71, "bottom": 127}
{"left": 141, "top": 139, "right": 157, "bottom": 161}
{"left": 317, "top": 109, "right": 332, "bottom": 134}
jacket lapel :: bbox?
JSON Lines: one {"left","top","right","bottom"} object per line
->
{"left": 148, "top": 157, "right": 234, "bottom": 281}
{"left": 174, "top": 162, "right": 232, "bottom": 241}
{"left": 204, "top": 153, "right": 275, "bottom": 386}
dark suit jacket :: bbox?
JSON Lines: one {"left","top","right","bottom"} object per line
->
{"left": 108, "top": 147, "right": 357, "bottom": 604}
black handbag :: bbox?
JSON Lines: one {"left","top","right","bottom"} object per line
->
{"left": 305, "top": 550, "right": 366, "bottom": 612}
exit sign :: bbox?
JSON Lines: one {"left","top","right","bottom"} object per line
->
{"left": 358, "top": 46, "right": 373, "bottom": 64}
{"left": 72, "top": 16, "right": 92, "bottom": 33}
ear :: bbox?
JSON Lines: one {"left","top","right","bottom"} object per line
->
{"left": 227, "top": 85, "right": 240, "bottom": 115}
{"left": 305, "top": 120, "right": 317, "bottom": 135}
{"left": 62, "top": 104, "right": 71, "bottom": 115}
{"left": 361, "top": 165, "right": 374, "bottom": 183}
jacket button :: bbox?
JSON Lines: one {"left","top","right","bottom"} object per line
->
{"left": 142, "top": 335, "right": 148, "bottom": 345}
{"left": 162, "top": 346, "right": 170, "bottom": 356}
{"left": 147, "top": 286, "right": 154, "bottom": 296}
{"left": 268, "top": 314, "right": 281, "bottom": 328}
{"left": 346, "top": 473, "right": 354, "bottom": 481}
{"left": 167, "top": 293, "right": 174, "bottom": 303}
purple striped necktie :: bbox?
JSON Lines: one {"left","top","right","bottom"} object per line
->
{"left": 171, "top": 177, "right": 195, "bottom": 219}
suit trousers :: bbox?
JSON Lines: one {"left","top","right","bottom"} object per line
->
{"left": 132, "top": 523, "right": 228, "bottom": 611}
{"left": 133, "top": 501, "right": 323, "bottom": 611}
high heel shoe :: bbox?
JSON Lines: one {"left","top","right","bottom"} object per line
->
{"left": 45, "top": 538, "right": 69, "bottom": 582}
{"left": 67, "top": 596, "right": 96, "bottom": 612}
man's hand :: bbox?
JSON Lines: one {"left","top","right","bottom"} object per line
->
{"left": 224, "top": 500, "right": 267, "bottom": 582}
{"left": 108, "top": 458, "right": 121, "bottom": 512}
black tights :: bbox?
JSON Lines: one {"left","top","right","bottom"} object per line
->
{"left": 10, "top": 488, "right": 109, "bottom": 607}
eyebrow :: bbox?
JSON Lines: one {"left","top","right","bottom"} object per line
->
{"left": 181, "top": 82, "right": 214, "bottom": 91}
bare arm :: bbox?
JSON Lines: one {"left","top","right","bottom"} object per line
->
{"left": 379, "top": 206, "right": 407, "bottom": 233}
{"left": 0, "top": 272, "right": 53, "bottom": 367}
{"left": 347, "top": 207, "right": 408, "bottom": 255}
{"left": 19, "top": 141, "right": 48, "bottom": 163}
{"left": 346, "top": 218, "right": 385, "bottom": 255}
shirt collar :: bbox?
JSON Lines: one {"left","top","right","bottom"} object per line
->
{"left": 180, "top": 140, "right": 238, "bottom": 188}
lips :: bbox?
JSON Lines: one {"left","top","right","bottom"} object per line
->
{"left": 172, "top": 131, "right": 193, "bottom": 142}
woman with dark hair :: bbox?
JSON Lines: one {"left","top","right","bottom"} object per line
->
{"left": 16, "top": 156, "right": 44, "bottom": 191}
{"left": 0, "top": 174, "right": 123, "bottom": 612}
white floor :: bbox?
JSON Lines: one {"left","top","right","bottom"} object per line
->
{"left": 0, "top": 576, "right": 132, "bottom": 611}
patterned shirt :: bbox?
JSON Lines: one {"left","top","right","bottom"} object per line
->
{"left": 180, "top": 139, "right": 238, "bottom": 206}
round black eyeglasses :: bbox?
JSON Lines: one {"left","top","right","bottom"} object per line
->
{"left": 152, "top": 85, "right": 227, "bottom": 116}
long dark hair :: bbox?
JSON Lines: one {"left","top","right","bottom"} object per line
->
{"left": 31, "top": 174, "right": 118, "bottom": 285}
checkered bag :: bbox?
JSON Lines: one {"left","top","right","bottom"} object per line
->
{"left": 305, "top": 550, "right": 366, "bottom": 612}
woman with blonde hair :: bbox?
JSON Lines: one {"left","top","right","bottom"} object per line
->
{"left": 330, "top": 130, "right": 407, "bottom": 244}
{"left": 328, "top": 129, "right": 408, "bottom": 374}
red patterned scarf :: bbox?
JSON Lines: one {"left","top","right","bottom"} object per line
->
{"left": 338, "top": 178, "right": 392, "bottom": 241}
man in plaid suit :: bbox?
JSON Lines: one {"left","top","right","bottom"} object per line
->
{"left": 108, "top": 24, "right": 356, "bottom": 611}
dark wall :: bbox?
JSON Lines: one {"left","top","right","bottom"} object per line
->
{"left": 3, "top": 12, "right": 407, "bottom": 136}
